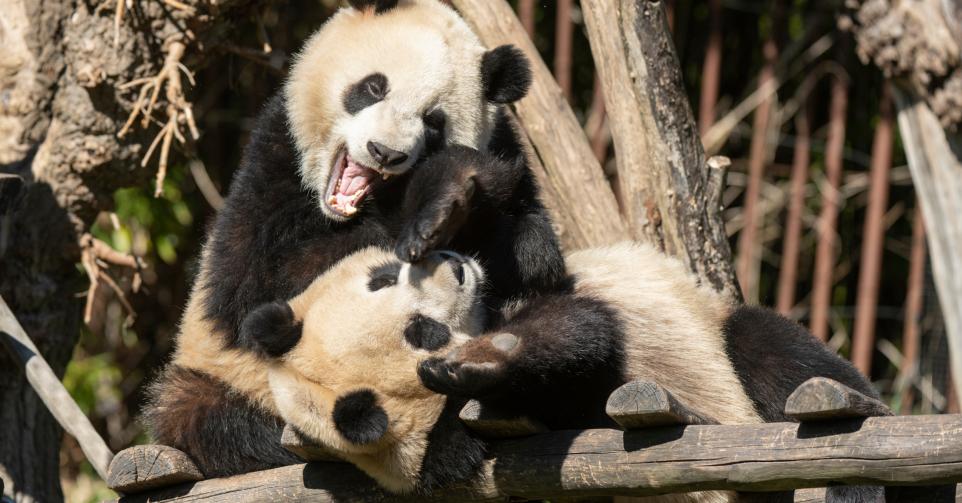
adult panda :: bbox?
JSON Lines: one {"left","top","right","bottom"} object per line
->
{"left": 144, "top": 0, "right": 567, "bottom": 478}
{"left": 241, "top": 243, "right": 761, "bottom": 501}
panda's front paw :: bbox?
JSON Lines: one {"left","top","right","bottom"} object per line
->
{"left": 417, "top": 332, "right": 518, "bottom": 397}
{"left": 396, "top": 148, "right": 479, "bottom": 262}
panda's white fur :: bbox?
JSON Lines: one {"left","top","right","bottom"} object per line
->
{"left": 285, "top": 0, "right": 496, "bottom": 220}
{"left": 266, "top": 243, "right": 761, "bottom": 500}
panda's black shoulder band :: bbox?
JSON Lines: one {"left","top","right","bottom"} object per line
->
{"left": 238, "top": 301, "right": 302, "bottom": 358}
{"left": 348, "top": 0, "right": 398, "bottom": 14}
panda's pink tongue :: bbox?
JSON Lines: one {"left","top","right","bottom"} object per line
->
{"left": 332, "top": 158, "right": 375, "bottom": 213}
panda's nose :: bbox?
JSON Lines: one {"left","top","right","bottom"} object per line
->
{"left": 367, "top": 141, "right": 409, "bottom": 167}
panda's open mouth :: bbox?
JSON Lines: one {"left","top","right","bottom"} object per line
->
{"left": 325, "top": 150, "right": 378, "bottom": 218}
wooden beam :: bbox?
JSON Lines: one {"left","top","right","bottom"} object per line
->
{"left": 785, "top": 377, "right": 892, "bottom": 421}
{"left": 458, "top": 400, "right": 548, "bottom": 438}
{"left": 0, "top": 295, "right": 114, "bottom": 480}
{"left": 450, "top": 0, "right": 629, "bottom": 250}
{"left": 580, "top": 0, "right": 739, "bottom": 296}
{"left": 107, "top": 445, "right": 203, "bottom": 493}
{"left": 605, "top": 380, "right": 718, "bottom": 428}
{"left": 119, "top": 415, "right": 962, "bottom": 501}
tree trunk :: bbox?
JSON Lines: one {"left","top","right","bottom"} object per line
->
{"left": 580, "top": 0, "right": 740, "bottom": 297}
{"left": 0, "top": 0, "right": 266, "bottom": 500}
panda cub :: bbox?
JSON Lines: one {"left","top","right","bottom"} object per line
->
{"left": 242, "top": 243, "right": 766, "bottom": 499}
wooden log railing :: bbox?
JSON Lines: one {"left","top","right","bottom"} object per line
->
{"left": 108, "top": 378, "right": 962, "bottom": 502}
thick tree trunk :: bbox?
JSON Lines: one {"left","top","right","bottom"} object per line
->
{"left": 580, "top": 0, "right": 740, "bottom": 297}
{"left": 0, "top": 0, "right": 265, "bottom": 500}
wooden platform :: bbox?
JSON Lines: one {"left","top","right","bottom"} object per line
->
{"left": 108, "top": 379, "right": 962, "bottom": 502}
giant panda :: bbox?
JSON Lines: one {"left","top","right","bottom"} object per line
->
{"left": 143, "top": 0, "right": 569, "bottom": 478}
{"left": 243, "top": 242, "right": 882, "bottom": 501}
{"left": 242, "top": 243, "right": 760, "bottom": 502}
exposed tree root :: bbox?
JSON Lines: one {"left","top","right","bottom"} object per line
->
{"left": 80, "top": 233, "right": 144, "bottom": 332}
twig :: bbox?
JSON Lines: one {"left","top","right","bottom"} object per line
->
{"left": 118, "top": 40, "right": 199, "bottom": 197}
{"left": 113, "top": 0, "right": 125, "bottom": 48}
{"left": 189, "top": 159, "right": 225, "bottom": 209}
{"left": 80, "top": 233, "right": 144, "bottom": 328}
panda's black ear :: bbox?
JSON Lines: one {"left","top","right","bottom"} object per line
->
{"left": 481, "top": 45, "right": 532, "bottom": 104}
{"left": 332, "top": 389, "right": 389, "bottom": 444}
{"left": 348, "top": 0, "right": 398, "bottom": 14}
{"left": 238, "top": 301, "right": 302, "bottom": 358}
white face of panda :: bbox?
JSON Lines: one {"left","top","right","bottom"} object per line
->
{"left": 285, "top": 0, "right": 495, "bottom": 221}
{"left": 263, "top": 247, "right": 486, "bottom": 488}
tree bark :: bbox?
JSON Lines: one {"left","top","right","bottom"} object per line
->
{"left": 580, "top": 0, "right": 740, "bottom": 296}
{"left": 0, "top": 0, "right": 267, "bottom": 500}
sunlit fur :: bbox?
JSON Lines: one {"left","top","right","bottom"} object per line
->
{"left": 269, "top": 247, "right": 485, "bottom": 492}
{"left": 285, "top": 0, "right": 496, "bottom": 220}
{"left": 268, "top": 243, "right": 760, "bottom": 501}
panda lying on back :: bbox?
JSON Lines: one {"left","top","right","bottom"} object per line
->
{"left": 241, "top": 243, "right": 878, "bottom": 501}
{"left": 145, "top": 0, "right": 568, "bottom": 477}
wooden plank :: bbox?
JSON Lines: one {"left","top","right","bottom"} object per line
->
{"left": 785, "top": 377, "right": 892, "bottom": 421}
{"left": 120, "top": 415, "right": 962, "bottom": 502}
{"left": 605, "top": 380, "right": 718, "bottom": 428}
{"left": 280, "top": 425, "right": 342, "bottom": 462}
{"left": 450, "top": 0, "right": 630, "bottom": 250}
{"left": 458, "top": 400, "right": 548, "bottom": 438}
{"left": 0, "top": 295, "right": 114, "bottom": 480}
{"left": 107, "top": 445, "right": 203, "bottom": 494}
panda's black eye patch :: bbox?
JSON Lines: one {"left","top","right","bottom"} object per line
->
{"left": 404, "top": 314, "right": 451, "bottom": 351}
{"left": 344, "top": 73, "right": 389, "bottom": 115}
{"left": 368, "top": 261, "right": 402, "bottom": 291}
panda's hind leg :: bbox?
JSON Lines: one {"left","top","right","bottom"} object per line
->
{"left": 142, "top": 364, "right": 300, "bottom": 478}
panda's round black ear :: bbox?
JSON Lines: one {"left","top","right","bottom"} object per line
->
{"left": 238, "top": 301, "right": 302, "bottom": 358}
{"left": 481, "top": 45, "right": 532, "bottom": 104}
{"left": 348, "top": 0, "right": 398, "bottom": 14}
{"left": 332, "top": 389, "right": 389, "bottom": 444}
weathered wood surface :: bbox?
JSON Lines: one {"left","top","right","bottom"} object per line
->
{"left": 785, "top": 377, "right": 892, "bottom": 421}
{"left": 606, "top": 380, "right": 718, "bottom": 428}
{"left": 450, "top": 0, "right": 629, "bottom": 250}
{"left": 107, "top": 445, "right": 203, "bottom": 493}
{"left": 0, "top": 295, "right": 114, "bottom": 480}
{"left": 280, "top": 425, "right": 341, "bottom": 462}
{"left": 459, "top": 400, "right": 548, "bottom": 438}
{"left": 120, "top": 415, "right": 962, "bottom": 501}
{"left": 893, "top": 88, "right": 962, "bottom": 410}
{"left": 580, "top": 0, "right": 739, "bottom": 297}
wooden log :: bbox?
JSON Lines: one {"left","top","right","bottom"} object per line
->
{"left": 107, "top": 445, "right": 203, "bottom": 494}
{"left": 785, "top": 377, "right": 892, "bottom": 421}
{"left": 120, "top": 415, "right": 962, "bottom": 502}
{"left": 450, "top": 0, "right": 629, "bottom": 251}
{"left": 280, "top": 425, "right": 342, "bottom": 462}
{"left": 458, "top": 400, "right": 548, "bottom": 438}
{"left": 0, "top": 295, "right": 114, "bottom": 480}
{"left": 893, "top": 88, "right": 962, "bottom": 408}
{"left": 0, "top": 173, "right": 24, "bottom": 215}
{"left": 605, "top": 380, "right": 718, "bottom": 428}
{"left": 580, "top": 0, "right": 740, "bottom": 297}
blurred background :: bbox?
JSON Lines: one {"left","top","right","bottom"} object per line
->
{"left": 60, "top": 1, "right": 955, "bottom": 500}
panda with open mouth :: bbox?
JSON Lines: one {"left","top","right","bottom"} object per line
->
{"left": 143, "top": 0, "right": 567, "bottom": 478}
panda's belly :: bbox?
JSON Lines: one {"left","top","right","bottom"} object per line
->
{"left": 565, "top": 243, "right": 762, "bottom": 425}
